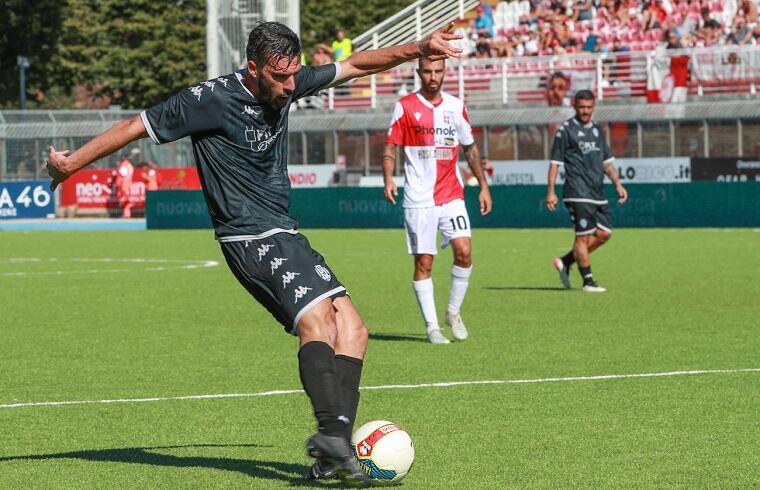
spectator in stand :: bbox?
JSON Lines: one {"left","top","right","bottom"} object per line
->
{"left": 612, "top": 37, "right": 631, "bottom": 52}
{"left": 312, "top": 44, "right": 333, "bottom": 66}
{"left": 739, "top": 0, "right": 758, "bottom": 25}
{"left": 478, "top": 0, "right": 494, "bottom": 21}
{"left": 698, "top": 7, "right": 722, "bottom": 44}
{"left": 572, "top": 0, "right": 594, "bottom": 21}
{"left": 666, "top": 29, "right": 682, "bottom": 48}
{"left": 331, "top": 30, "right": 352, "bottom": 62}
{"left": 474, "top": 5, "right": 495, "bottom": 58}
{"left": 643, "top": 0, "right": 669, "bottom": 30}
{"left": 474, "top": 5, "right": 495, "bottom": 38}
{"left": 547, "top": 71, "right": 572, "bottom": 107}
{"left": 729, "top": 17, "right": 752, "bottom": 44}
{"left": 525, "top": 31, "right": 540, "bottom": 55}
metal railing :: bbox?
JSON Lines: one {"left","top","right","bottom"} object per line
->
{"left": 353, "top": 0, "right": 479, "bottom": 52}
{"left": 321, "top": 44, "right": 760, "bottom": 111}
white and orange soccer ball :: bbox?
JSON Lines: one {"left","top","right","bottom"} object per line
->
{"left": 351, "top": 420, "right": 415, "bottom": 485}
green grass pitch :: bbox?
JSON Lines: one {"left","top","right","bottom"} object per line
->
{"left": 1, "top": 228, "right": 759, "bottom": 488}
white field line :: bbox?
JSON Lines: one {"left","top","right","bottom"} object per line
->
{"left": 1, "top": 368, "right": 758, "bottom": 410}
{"left": 0, "top": 258, "right": 219, "bottom": 277}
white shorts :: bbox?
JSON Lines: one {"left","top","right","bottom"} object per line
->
{"left": 404, "top": 199, "right": 471, "bottom": 255}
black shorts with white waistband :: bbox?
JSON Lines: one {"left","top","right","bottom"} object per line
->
{"left": 564, "top": 200, "right": 613, "bottom": 236}
{"left": 220, "top": 231, "right": 346, "bottom": 335}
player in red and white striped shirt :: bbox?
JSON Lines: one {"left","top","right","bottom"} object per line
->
{"left": 383, "top": 57, "right": 492, "bottom": 344}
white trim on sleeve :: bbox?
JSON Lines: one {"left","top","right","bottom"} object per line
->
{"left": 330, "top": 62, "right": 342, "bottom": 85}
{"left": 140, "top": 111, "right": 160, "bottom": 145}
{"left": 550, "top": 160, "right": 564, "bottom": 166}
{"left": 603, "top": 157, "right": 616, "bottom": 164}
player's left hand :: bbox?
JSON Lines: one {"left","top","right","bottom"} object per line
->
{"left": 479, "top": 187, "right": 492, "bottom": 215}
{"left": 45, "top": 146, "right": 72, "bottom": 191}
{"left": 419, "top": 23, "right": 463, "bottom": 60}
{"left": 616, "top": 184, "right": 628, "bottom": 204}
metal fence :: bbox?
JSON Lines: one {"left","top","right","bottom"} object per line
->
{"left": 2, "top": 100, "right": 759, "bottom": 181}
{"left": 325, "top": 44, "right": 760, "bottom": 111}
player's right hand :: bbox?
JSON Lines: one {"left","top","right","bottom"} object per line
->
{"left": 545, "top": 191, "right": 558, "bottom": 212}
{"left": 45, "top": 146, "right": 72, "bottom": 191}
{"left": 384, "top": 179, "right": 398, "bottom": 205}
{"left": 419, "top": 22, "right": 463, "bottom": 60}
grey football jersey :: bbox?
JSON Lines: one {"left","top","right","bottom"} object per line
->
{"left": 550, "top": 117, "right": 614, "bottom": 203}
{"left": 141, "top": 63, "right": 340, "bottom": 239}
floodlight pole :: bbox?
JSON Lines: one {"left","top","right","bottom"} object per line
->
{"left": 17, "top": 56, "right": 30, "bottom": 110}
{"left": 206, "top": 0, "right": 220, "bottom": 79}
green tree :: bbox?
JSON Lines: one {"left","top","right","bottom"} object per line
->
{"left": 300, "top": 0, "right": 414, "bottom": 58}
{"left": 0, "top": 0, "right": 68, "bottom": 108}
{"left": 59, "top": 0, "right": 206, "bottom": 109}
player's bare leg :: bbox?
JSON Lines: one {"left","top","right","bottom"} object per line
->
{"left": 298, "top": 299, "right": 371, "bottom": 488}
{"left": 573, "top": 230, "right": 610, "bottom": 292}
{"left": 413, "top": 254, "right": 449, "bottom": 344}
{"left": 556, "top": 229, "right": 611, "bottom": 289}
{"left": 445, "top": 237, "right": 472, "bottom": 340}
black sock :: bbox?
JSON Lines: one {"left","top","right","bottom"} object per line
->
{"left": 579, "top": 265, "right": 593, "bottom": 284}
{"left": 561, "top": 251, "right": 575, "bottom": 268}
{"left": 298, "top": 341, "right": 347, "bottom": 436}
{"left": 335, "top": 355, "right": 363, "bottom": 442}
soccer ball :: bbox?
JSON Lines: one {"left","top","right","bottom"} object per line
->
{"left": 351, "top": 420, "right": 415, "bottom": 485}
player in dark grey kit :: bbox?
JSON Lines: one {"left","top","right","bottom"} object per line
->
{"left": 546, "top": 90, "right": 628, "bottom": 293}
{"left": 45, "top": 21, "right": 462, "bottom": 488}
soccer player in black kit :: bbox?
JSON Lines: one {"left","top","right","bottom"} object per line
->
{"left": 46, "top": 22, "right": 462, "bottom": 488}
{"left": 546, "top": 90, "right": 628, "bottom": 293}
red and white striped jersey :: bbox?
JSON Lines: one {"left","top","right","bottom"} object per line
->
{"left": 387, "top": 91, "right": 474, "bottom": 208}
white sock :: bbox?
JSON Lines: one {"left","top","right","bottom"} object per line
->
{"left": 448, "top": 265, "right": 473, "bottom": 315}
{"left": 412, "top": 278, "right": 439, "bottom": 330}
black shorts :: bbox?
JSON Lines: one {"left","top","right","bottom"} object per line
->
{"left": 564, "top": 201, "right": 613, "bottom": 236}
{"left": 220, "top": 232, "right": 346, "bottom": 335}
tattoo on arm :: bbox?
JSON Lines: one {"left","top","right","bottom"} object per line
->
{"left": 383, "top": 143, "right": 397, "bottom": 178}
{"left": 463, "top": 144, "right": 485, "bottom": 184}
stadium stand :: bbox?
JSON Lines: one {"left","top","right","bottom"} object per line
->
{"left": 322, "top": 0, "right": 760, "bottom": 110}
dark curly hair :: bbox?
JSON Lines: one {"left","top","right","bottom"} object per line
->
{"left": 246, "top": 22, "right": 301, "bottom": 66}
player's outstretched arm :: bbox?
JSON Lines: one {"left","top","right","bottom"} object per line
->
{"left": 462, "top": 144, "right": 492, "bottom": 215}
{"left": 46, "top": 115, "right": 148, "bottom": 190}
{"left": 382, "top": 143, "right": 398, "bottom": 205}
{"left": 603, "top": 162, "right": 628, "bottom": 204}
{"left": 334, "top": 23, "right": 462, "bottom": 85}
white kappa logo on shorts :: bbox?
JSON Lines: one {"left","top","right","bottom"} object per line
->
{"left": 257, "top": 243, "right": 273, "bottom": 262}
{"left": 282, "top": 271, "right": 301, "bottom": 289}
{"left": 294, "top": 285, "right": 312, "bottom": 304}
{"left": 270, "top": 257, "right": 287, "bottom": 275}
{"left": 314, "top": 265, "right": 331, "bottom": 281}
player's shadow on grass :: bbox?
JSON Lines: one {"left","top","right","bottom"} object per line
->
{"left": 0, "top": 443, "right": 340, "bottom": 488}
{"left": 485, "top": 286, "right": 567, "bottom": 291}
{"left": 369, "top": 332, "right": 428, "bottom": 342}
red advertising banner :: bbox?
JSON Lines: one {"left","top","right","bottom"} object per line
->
{"left": 60, "top": 168, "right": 201, "bottom": 209}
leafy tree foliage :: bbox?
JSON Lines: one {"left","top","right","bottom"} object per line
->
{"left": 58, "top": 0, "right": 206, "bottom": 109}
{"left": 1, "top": 0, "right": 414, "bottom": 109}
{"left": 0, "top": 0, "right": 67, "bottom": 108}
{"left": 300, "top": 0, "right": 413, "bottom": 56}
